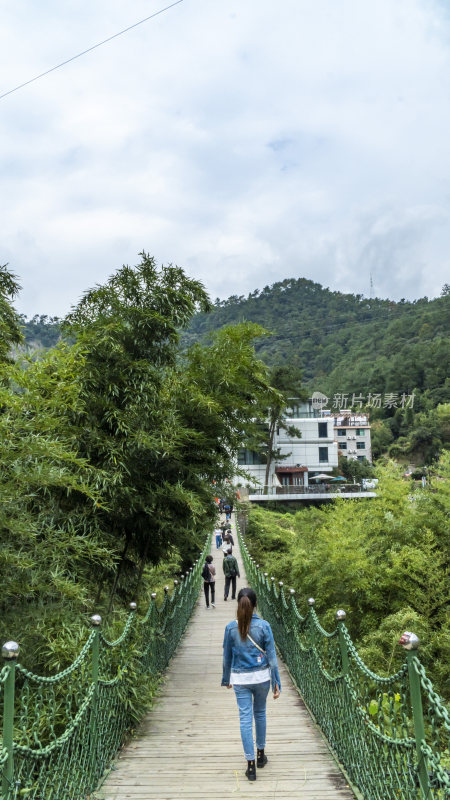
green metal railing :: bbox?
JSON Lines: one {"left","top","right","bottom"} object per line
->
{"left": 0, "top": 531, "right": 212, "bottom": 800}
{"left": 237, "top": 521, "right": 450, "bottom": 800}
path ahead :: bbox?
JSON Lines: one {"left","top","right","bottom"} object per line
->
{"left": 100, "top": 520, "right": 355, "bottom": 799}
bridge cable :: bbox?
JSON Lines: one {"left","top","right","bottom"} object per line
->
{"left": 0, "top": 0, "right": 184, "bottom": 102}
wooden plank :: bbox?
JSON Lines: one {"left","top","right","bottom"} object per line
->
{"left": 98, "top": 518, "right": 355, "bottom": 800}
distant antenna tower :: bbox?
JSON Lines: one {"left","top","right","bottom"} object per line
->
{"left": 369, "top": 273, "right": 374, "bottom": 299}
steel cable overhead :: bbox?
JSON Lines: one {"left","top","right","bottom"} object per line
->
{"left": 0, "top": 0, "right": 184, "bottom": 102}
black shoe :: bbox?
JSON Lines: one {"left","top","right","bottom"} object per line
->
{"left": 245, "top": 760, "right": 256, "bottom": 781}
{"left": 257, "top": 749, "right": 268, "bottom": 768}
{"left": 224, "top": 597, "right": 227, "bottom": 601}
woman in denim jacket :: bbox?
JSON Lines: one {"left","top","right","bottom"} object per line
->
{"left": 221, "top": 587, "right": 281, "bottom": 781}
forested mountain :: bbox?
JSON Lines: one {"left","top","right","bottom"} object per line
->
{"left": 20, "top": 314, "right": 61, "bottom": 349}
{"left": 21, "top": 277, "right": 450, "bottom": 463}
{"left": 183, "top": 278, "right": 450, "bottom": 464}
{"left": 23, "top": 280, "right": 450, "bottom": 402}
{"left": 184, "top": 278, "right": 449, "bottom": 397}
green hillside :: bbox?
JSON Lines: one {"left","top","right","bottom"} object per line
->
{"left": 184, "top": 278, "right": 450, "bottom": 464}
{"left": 21, "top": 278, "right": 450, "bottom": 464}
{"left": 20, "top": 314, "right": 62, "bottom": 349}
{"left": 185, "top": 278, "right": 449, "bottom": 396}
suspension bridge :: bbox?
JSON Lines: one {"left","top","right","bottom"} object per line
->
{"left": 0, "top": 518, "right": 448, "bottom": 800}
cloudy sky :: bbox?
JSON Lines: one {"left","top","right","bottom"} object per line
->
{"left": 1, "top": 0, "right": 450, "bottom": 317}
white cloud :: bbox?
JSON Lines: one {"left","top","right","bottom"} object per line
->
{"left": 0, "top": 0, "right": 450, "bottom": 316}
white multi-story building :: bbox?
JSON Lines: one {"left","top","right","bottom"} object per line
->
{"left": 333, "top": 413, "right": 372, "bottom": 463}
{"left": 237, "top": 400, "right": 339, "bottom": 491}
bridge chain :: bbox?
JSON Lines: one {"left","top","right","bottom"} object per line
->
{"left": 237, "top": 518, "right": 449, "bottom": 800}
{"left": 0, "top": 531, "right": 212, "bottom": 799}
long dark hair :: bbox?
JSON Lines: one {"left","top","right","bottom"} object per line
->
{"left": 237, "top": 587, "right": 257, "bottom": 641}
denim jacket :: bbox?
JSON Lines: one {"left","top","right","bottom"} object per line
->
{"left": 221, "top": 613, "right": 281, "bottom": 692}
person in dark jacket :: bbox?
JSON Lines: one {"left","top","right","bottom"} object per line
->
{"left": 222, "top": 587, "right": 281, "bottom": 781}
{"left": 222, "top": 533, "right": 234, "bottom": 555}
{"left": 226, "top": 528, "right": 234, "bottom": 546}
{"left": 203, "top": 554, "right": 216, "bottom": 609}
{"left": 222, "top": 549, "right": 240, "bottom": 600}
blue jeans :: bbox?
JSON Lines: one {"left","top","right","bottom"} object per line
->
{"left": 215, "top": 534, "right": 222, "bottom": 548}
{"left": 233, "top": 681, "right": 270, "bottom": 760}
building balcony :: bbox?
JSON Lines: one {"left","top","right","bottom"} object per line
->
{"left": 248, "top": 484, "right": 376, "bottom": 498}
{"left": 283, "top": 411, "right": 321, "bottom": 419}
{"left": 334, "top": 416, "right": 369, "bottom": 427}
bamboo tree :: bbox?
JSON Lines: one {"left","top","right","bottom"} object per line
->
{"left": 262, "top": 365, "right": 305, "bottom": 491}
{"left": 61, "top": 254, "right": 213, "bottom": 604}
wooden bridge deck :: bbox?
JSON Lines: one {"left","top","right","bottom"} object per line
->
{"left": 99, "top": 520, "right": 355, "bottom": 800}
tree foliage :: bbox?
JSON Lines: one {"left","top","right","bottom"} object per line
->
{"left": 261, "top": 365, "right": 306, "bottom": 489}
{"left": 0, "top": 256, "right": 281, "bottom": 670}
{"left": 61, "top": 254, "right": 213, "bottom": 590}
{"left": 0, "top": 342, "right": 113, "bottom": 668}
{"left": 0, "top": 263, "right": 23, "bottom": 361}
{"left": 21, "top": 274, "right": 450, "bottom": 464}
{"left": 19, "top": 314, "right": 62, "bottom": 349}
{"left": 4, "top": 257, "right": 449, "bottom": 685}
{"left": 182, "top": 277, "right": 450, "bottom": 463}
{"left": 243, "top": 453, "right": 450, "bottom": 698}
{"left": 180, "top": 322, "right": 281, "bottom": 486}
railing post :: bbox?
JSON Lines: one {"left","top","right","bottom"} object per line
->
{"left": 399, "top": 631, "right": 430, "bottom": 800}
{"left": 335, "top": 610, "right": 349, "bottom": 675}
{"left": 2, "top": 641, "right": 19, "bottom": 799}
{"left": 90, "top": 614, "right": 102, "bottom": 685}
{"left": 89, "top": 615, "right": 102, "bottom": 780}
{"left": 307, "top": 597, "right": 316, "bottom": 647}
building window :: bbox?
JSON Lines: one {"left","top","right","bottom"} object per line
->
{"left": 357, "top": 456, "right": 366, "bottom": 462}
{"left": 339, "top": 442, "right": 347, "bottom": 450}
{"left": 318, "top": 447, "right": 328, "bottom": 463}
{"left": 237, "top": 449, "right": 266, "bottom": 465}
{"left": 356, "top": 429, "right": 365, "bottom": 436}
{"left": 237, "top": 449, "right": 248, "bottom": 465}
{"left": 356, "top": 442, "right": 365, "bottom": 450}
{"left": 337, "top": 429, "right": 347, "bottom": 437}
{"left": 318, "top": 422, "right": 328, "bottom": 438}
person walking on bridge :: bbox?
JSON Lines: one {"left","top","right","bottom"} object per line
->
{"left": 214, "top": 526, "right": 222, "bottom": 549}
{"left": 223, "top": 501, "right": 232, "bottom": 522}
{"left": 225, "top": 527, "right": 234, "bottom": 546}
{"left": 221, "top": 587, "right": 281, "bottom": 781}
{"left": 222, "top": 532, "right": 234, "bottom": 555}
{"left": 222, "top": 548, "right": 239, "bottom": 600}
{"left": 202, "top": 554, "right": 216, "bottom": 609}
